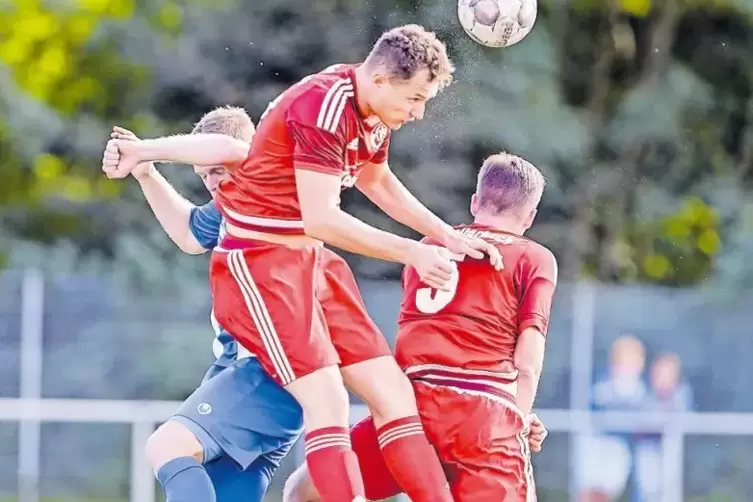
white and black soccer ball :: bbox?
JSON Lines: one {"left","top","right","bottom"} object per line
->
{"left": 457, "top": 0, "right": 537, "bottom": 48}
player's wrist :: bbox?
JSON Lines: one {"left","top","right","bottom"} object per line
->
{"left": 401, "top": 239, "right": 427, "bottom": 267}
{"left": 434, "top": 224, "right": 458, "bottom": 246}
{"left": 136, "top": 139, "right": 164, "bottom": 163}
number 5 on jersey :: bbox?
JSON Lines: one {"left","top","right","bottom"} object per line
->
{"left": 415, "top": 247, "right": 469, "bottom": 314}
{"left": 415, "top": 261, "right": 460, "bottom": 314}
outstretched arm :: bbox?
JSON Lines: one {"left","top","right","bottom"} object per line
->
{"left": 103, "top": 127, "right": 211, "bottom": 254}
{"left": 106, "top": 134, "right": 249, "bottom": 177}
{"left": 289, "top": 120, "right": 454, "bottom": 291}
{"left": 356, "top": 161, "right": 452, "bottom": 242}
{"left": 297, "top": 169, "right": 421, "bottom": 264}
{"left": 357, "top": 162, "right": 502, "bottom": 267}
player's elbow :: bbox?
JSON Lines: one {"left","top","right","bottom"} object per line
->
{"left": 222, "top": 138, "right": 250, "bottom": 168}
{"left": 179, "top": 242, "right": 206, "bottom": 255}
{"left": 301, "top": 209, "right": 339, "bottom": 240}
{"left": 175, "top": 234, "right": 207, "bottom": 255}
{"left": 515, "top": 363, "right": 541, "bottom": 382}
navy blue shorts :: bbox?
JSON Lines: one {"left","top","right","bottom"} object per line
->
{"left": 172, "top": 357, "right": 303, "bottom": 470}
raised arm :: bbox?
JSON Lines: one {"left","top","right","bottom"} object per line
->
{"left": 105, "top": 134, "right": 249, "bottom": 179}
{"left": 134, "top": 166, "right": 207, "bottom": 254}
{"left": 102, "top": 128, "right": 218, "bottom": 254}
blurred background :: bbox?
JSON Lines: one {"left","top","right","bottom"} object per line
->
{"left": 1, "top": 0, "right": 753, "bottom": 501}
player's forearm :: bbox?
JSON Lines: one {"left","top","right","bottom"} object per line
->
{"left": 364, "top": 174, "right": 452, "bottom": 241}
{"left": 515, "top": 369, "right": 541, "bottom": 416}
{"left": 136, "top": 134, "right": 249, "bottom": 168}
{"left": 135, "top": 167, "right": 202, "bottom": 254}
{"left": 513, "top": 327, "right": 546, "bottom": 416}
{"left": 304, "top": 209, "right": 420, "bottom": 264}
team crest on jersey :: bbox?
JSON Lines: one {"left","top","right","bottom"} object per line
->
{"left": 370, "top": 123, "right": 388, "bottom": 151}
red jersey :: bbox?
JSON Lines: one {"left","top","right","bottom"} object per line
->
{"left": 395, "top": 224, "right": 558, "bottom": 374}
{"left": 217, "top": 64, "right": 391, "bottom": 234}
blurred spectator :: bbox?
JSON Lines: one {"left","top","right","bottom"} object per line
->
{"left": 575, "top": 334, "right": 648, "bottom": 502}
{"left": 633, "top": 352, "right": 694, "bottom": 502}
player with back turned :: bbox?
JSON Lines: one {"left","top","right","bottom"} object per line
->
{"left": 103, "top": 24, "right": 503, "bottom": 502}
{"left": 284, "top": 152, "right": 558, "bottom": 502}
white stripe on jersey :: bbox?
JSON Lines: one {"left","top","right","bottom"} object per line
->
{"left": 316, "top": 78, "right": 354, "bottom": 133}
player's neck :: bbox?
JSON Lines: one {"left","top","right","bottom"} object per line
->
{"left": 353, "top": 66, "right": 376, "bottom": 119}
{"left": 473, "top": 214, "right": 524, "bottom": 235}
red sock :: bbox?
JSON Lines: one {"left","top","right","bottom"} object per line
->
{"left": 305, "top": 427, "right": 366, "bottom": 502}
{"left": 377, "top": 416, "right": 453, "bottom": 502}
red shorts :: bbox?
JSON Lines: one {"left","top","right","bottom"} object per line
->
{"left": 209, "top": 239, "right": 391, "bottom": 385}
{"left": 351, "top": 369, "right": 535, "bottom": 502}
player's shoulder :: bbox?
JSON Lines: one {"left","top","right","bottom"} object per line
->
{"left": 519, "top": 236, "right": 556, "bottom": 265}
{"left": 515, "top": 236, "right": 558, "bottom": 283}
{"left": 453, "top": 224, "right": 556, "bottom": 267}
{"left": 287, "top": 64, "right": 357, "bottom": 133}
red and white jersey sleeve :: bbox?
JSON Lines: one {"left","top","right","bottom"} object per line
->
{"left": 286, "top": 79, "right": 351, "bottom": 176}
{"left": 216, "top": 63, "right": 391, "bottom": 235}
{"left": 515, "top": 243, "right": 558, "bottom": 335}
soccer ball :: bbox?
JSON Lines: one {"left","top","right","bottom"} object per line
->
{"left": 457, "top": 0, "right": 537, "bottom": 48}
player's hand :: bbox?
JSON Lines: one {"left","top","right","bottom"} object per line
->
{"left": 439, "top": 230, "right": 504, "bottom": 271}
{"left": 101, "top": 138, "right": 143, "bottom": 179}
{"left": 111, "top": 125, "right": 139, "bottom": 142}
{"left": 110, "top": 126, "right": 154, "bottom": 180}
{"left": 101, "top": 140, "right": 121, "bottom": 176}
{"left": 408, "top": 243, "right": 456, "bottom": 291}
{"left": 527, "top": 413, "right": 548, "bottom": 453}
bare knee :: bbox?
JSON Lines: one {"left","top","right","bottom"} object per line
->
{"left": 285, "top": 365, "right": 350, "bottom": 431}
{"left": 341, "top": 356, "right": 417, "bottom": 425}
{"left": 283, "top": 464, "right": 320, "bottom": 502}
{"left": 145, "top": 420, "right": 204, "bottom": 470}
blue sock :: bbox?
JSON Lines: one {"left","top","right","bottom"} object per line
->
{"left": 206, "top": 455, "right": 275, "bottom": 502}
{"left": 156, "top": 456, "right": 216, "bottom": 502}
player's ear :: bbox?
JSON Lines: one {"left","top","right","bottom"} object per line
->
{"left": 470, "top": 193, "right": 479, "bottom": 216}
{"left": 522, "top": 208, "right": 537, "bottom": 232}
{"left": 372, "top": 71, "right": 389, "bottom": 88}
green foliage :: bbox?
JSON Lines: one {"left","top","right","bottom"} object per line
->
{"left": 1, "top": 0, "right": 753, "bottom": 288}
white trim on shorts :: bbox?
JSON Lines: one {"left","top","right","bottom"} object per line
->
{"left": 226, "top": 249, "right": 296, "bottom": 385}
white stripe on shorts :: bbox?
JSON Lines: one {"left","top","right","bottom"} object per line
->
{"left": 516, "top": 430, "right": 536, "bottom": 502}
{"left": 226, "top": 250, "right": 295, "bottom": 385}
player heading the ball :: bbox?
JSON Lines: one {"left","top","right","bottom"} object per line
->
{"left": 104, "top": 24, "right": 502, "bottom": 502}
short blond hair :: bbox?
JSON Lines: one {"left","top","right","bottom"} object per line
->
{"left": 365, "top": 24, "right": 454, "bottom": 89}
{"left": 191, "top": 105, "right": 255, "bottom": 141}
{"left": 476, "top": 152, "right": 545, "bottom": 215}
